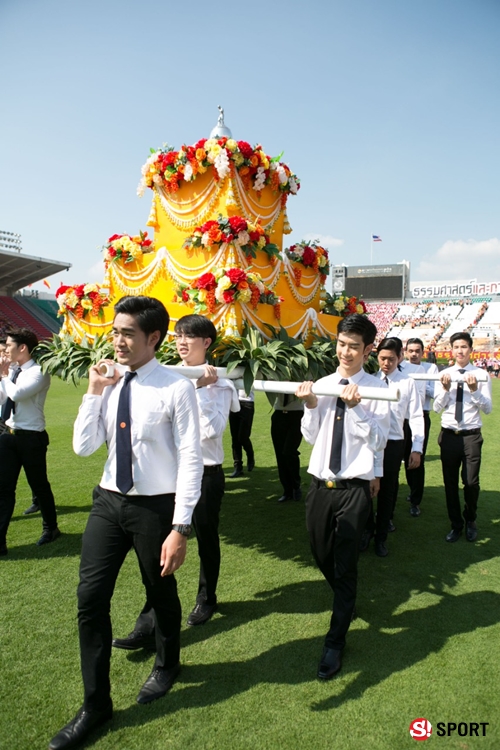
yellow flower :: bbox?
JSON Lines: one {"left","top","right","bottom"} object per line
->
{"left": 66, "top": 292, "right": 79, "bottom": 308}
{"left": 83, "top": 283, "right": 98, "bottom": 294}
{"left": 197, "top": 289, "right": 207, "bottom": 302}
{"left": 319, "top": 256, "right": 327, "bottom": 268}
{"left": 258, "top": 237, "right": 266, "bottom": 249}
{"left": 81, "top": 299, "right": 93, "bottom": 310}
{"left": 259, "top": 152, "right": 269, "bottom": 169}
{"left": 195, "top": 148, "right": 207, "bottom": 161}
{"left": 129, "top": 243, "right": 143, "bottom": 259}
{"left": 214, "top": 267, "right": 225, "bottom": 280}
{"left": 233, "top": 153, "right": 244, "bottom": 167}
{"left": 334, "top": 300, "right": 345, "bottom": 312}
{"left": 217, "top": 276, "right": 232, "bottom": 291}
{"left": 132, "top": 235, "right": 142, "bottom": 244}
{"left": 226, "top": 139, "right": 237, "bottom": 152}
{"left": 238, "top": 288, "right": 251, "bottom": 303}
{"left": 356, "top": 304, "right": 364, "bottom": 314}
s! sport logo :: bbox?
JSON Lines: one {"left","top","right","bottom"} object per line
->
{"left": 409, "top": 718, "right": 489, "bottom": 741}
{"left": 409, "top": 718, "right": 432, "bottom": 741}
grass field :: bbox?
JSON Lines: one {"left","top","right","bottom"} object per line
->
{"left": 1, "top": 379, "right": 500, "bottom": 750}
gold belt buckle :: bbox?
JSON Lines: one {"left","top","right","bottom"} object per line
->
{"left": 9, "top": 428, "right": 15, "bottom": 435}
{"left": 325, "top": 480, "right": 337, "bottom": 489}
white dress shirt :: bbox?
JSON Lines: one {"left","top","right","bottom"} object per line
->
{"left": 0, "top": 359, "right": 50, "bottom": 431}
{"left": 433, "top": 363, "right": 492, "bottom": 430}
{"left": 301, "top": 368, "right": 390, "bottom": 481}
{"left": 73, "top": 358, "right": 204, "bottom": 525}
{"left": 421, "top": 362, "right": 439, "bottom": 410}
{"left": 196, "top": 379, "right": 239, "bottom": 466}
{"left": 379, "top": 369, "right": 425, "bottom": 452}
{"left": 399, "top": 359, "right": 426, "bottom": 406}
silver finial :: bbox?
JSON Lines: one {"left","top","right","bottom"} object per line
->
{"left": 210, "top": 105, "right": 232, "bottom": 139}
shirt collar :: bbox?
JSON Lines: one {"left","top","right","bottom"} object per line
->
{"left": 335, "top": 367, "right": 365, "bottom": 385}
{"left": 125, "top": 357, "right": 159, "bottom": 383}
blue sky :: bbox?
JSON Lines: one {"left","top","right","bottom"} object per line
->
{"left": 1, "top": 0, "right": 499, "bottom": 293}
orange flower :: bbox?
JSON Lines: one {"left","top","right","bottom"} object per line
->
{"left": 250, "top": 155, "right": 259, "bottom": 167}
{"left": 237, "top": 281, "right": 249, "bottom": 290}
{"left": 240, "top": 166, "right": 250, "bottom": 176}
{"left": 207, "top": 227, "right": 223, "bottom": 245}
{"left": 196, "top": 148, "right": 207, "bottom": 161}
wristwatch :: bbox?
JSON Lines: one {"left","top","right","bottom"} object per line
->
{"left": 172, "top": 524, "right": 192, "bottom": 537}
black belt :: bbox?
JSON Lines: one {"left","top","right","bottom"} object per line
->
{"left": 443, "top": 428, "right": 481, "bottom": 436}
{"left": 314, "top": 477, "right": 369, "bottom": 490}
{"left": 7, "top": 428, "right": 41, "bottom": 435}
{"left": 203, "top": 464, "right": 223, "bottom": 475}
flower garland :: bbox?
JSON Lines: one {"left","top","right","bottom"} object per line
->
{"left": 174, "top": 267, "right": 283, "bottom": 316}
{"left": 184, "top": 215, "right": 280, "bottom": 263}
{"left": 56, "top": 283, "right": 110, "bottom": 319}
{"left": 284, "top": 240, "right": 330, "bottom": 285}
{"left": 103, "top": 231, "right": 154, "bottom": 264}
{"left": 137, "top": 137, "right": 300, "bottom": 198}
{"left": 322, "top": 293, "right": 367, "bottom": 317}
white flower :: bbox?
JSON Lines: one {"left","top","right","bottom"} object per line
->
{"left": 289, "top": 176, "right": 298, "bottom": 194}
{"left": 277, "top": 164, "right": 287, "bottom": 184}
{"left": 214, "top": 149, "right": 230, "bottom": 180}
{"left": 202, "top": 232, "right": 210, "bottom": 247}
{"left": 235, "top": 230, "right": 250, "bottom": 246}
{"left": 152, "top": 174, "right": 163, "bottom": 185}
{"left": 254, "top": 166, "right": 266, "bottom": 192}
{"left": 215, "top": 286, "right": 226, "bottom": 303}
{"left": 136, "top": 179, "right": 146, "bottom": 197}
{"left": 184, "top": 163, "right": 193, "bottom": 182}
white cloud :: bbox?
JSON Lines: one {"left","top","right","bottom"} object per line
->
{"left": 303, "top": 233, "right": 344, "bottom": 248}
{"left": 86, "top": 260, "right": 106, "bottom": 281}
{"left": 414, "top": 238, "right": 500, "bottom": 282}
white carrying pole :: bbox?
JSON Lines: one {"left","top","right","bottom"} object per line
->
{"left": 162, "top": 364, "right": 245, "bottom": 380}
{"left": 409, "top": 372, "right": 489, "bottom": 383}
{"left": 233, "top": 378, "right": 400, "bottom": 402}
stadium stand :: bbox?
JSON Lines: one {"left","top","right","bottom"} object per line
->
{"left": 15, "top": 296, "right": 60, "bottom": 333}
{"left": 0, "top": 296, "right": 54, "bottom": 339}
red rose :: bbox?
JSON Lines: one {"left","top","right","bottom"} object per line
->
{"left": 196, "top": 273, "right": 216, "bottom": 290}
{"left": 249, "top": 231, "right": 260, "bottom": 243}
{"left": 142, "top": 239, "right": 152, "bottom": 247}
{"left": 223, "top": 290, "right": 235, "bottom": 304}
{"left": 302, "top": 247, "right": 316, "bottom": 266}
{"left": 200, "top": 220, "right": 219, "bottom": 233}
{"left": 228, "top": 216, "right": 248, "bottom": 234}
{"left": 237, "top": 141, "right": 253, "bottom": 160}
{"left": 55, "top": 284, "right": 70, "bottom": 297}
{"left": 182, "top": 290, "right": 189, "bottom": 302}
{"left": 226, "top": 268, "right": 247, "bottom": 285}
{"left": 107, "top": 234, "right": 121, "bottom": 243}
{"left": 194, "top": 138, "right": 207, "bottom": 150}
{"left": 107, "top": 248, "right": 117, "bottom": 258}
{"left": 74, "top": 284, "right": 85, "bottom": 298}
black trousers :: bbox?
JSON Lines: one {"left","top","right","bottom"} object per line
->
{"left": 306, "top": 477, "right": 371, "bottom": 650}
{"left": 271, "top": 410, "right": 303, "bottom": 497}
{"left": 403, "top": 411, "right": 431, "bottom": 506}
{"left": 78, "top": 486, "right": 180, "bottom": 710}
{"left": 0, "top": 429, "right": 57, "bottom": 544}
{"left": 438, "top": 429, "right": 483, "bottom": 530}
{"left": 229, "top": 401, "right": 255, "bottom": 464}
{"left": 134, "top": 467, "right": 225, "bottom": 635}
{"left": 366, "top": 439, "right": 405, "bottom": 543}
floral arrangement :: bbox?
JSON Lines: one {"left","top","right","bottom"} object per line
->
{"left": 137, "top": 137, "right": 300, "bottom": 198}
{"left": 184, "top": 215, "right": 280, "bottom": 262}
{"left": 174, "top": 267, "right": 283, "bottom": 318}
{"left": 103, "top": 231, "right": 154, "bottom": 264}
{"left": 322, "top": 292, "right": 367, "bottom": 317}
{"left": 55, "top": 283, "right": 110, "bottom": 319}
{"left": 284, "top": 240, "right": 330, "bottom": 285}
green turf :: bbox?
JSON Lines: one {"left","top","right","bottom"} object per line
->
{"left": 1, "top": 379, "right": 499, "bottom": 749}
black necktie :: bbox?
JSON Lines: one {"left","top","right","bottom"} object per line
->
{"left": 455, "top": 368, "right": 466, "bottom": 423}
{"left": 1, "top": 366, "right": 22, "bottom": 423}
{"left": 116, "top": 371, "right": 137, "bottom": 494}
{"left": 384, "top": 376, "right": 389, "bottom": 385}
{"left": 329, "top": 378, "right": 349, "bottom": 475}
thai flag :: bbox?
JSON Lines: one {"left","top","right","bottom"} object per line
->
{"left": 372, "top": 235, "right": 382, "bottom": 242}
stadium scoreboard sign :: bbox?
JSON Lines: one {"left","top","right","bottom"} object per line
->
{"left": 343, "top": 264, "right": 407, "bottom": 301}
{"left": 410, "top": 279, "right": 500, "bottom": 299}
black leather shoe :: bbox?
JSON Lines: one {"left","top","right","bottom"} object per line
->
{"left": 48, "top": 703, "right": 112, "bottom": 750}
{"left": 112, "top": 630, "right": 156, "bottom": 650}
{"left": 359, "top": 531, "right": 372, "bottom": 552}
{"left": 24, "top": 502, "right": 40, "bottom": 515}
{"left": 466, "top": 522, "right": 478, "bottom": 542}
{"left": 187, "top": 601, "right": 217, "bottom": 626}
{"left": 292, "top": 488, "right": 302, "bottom": 501}
{"left": 0, "top": 543, "right": 7, "bottom": 556}
{"left": 136, "top": 664, "right": 180, "bottom": 704}
{"left": 409, "top": 505, "right": 421, "bottom": 517}
{"left": 277, "top": 495, "right": 292, "bottom": 503}
{"left": 228, "top": 463, "right": 244, "bottom": 478}
{"left": 446, "top": 528, "right": 462, "bottom": 543}
{"left": 387, "top": 519, "right": 396, "bottom": 532}
{"left": 36, "top": 527, "right": 61, "bottom": 546}
{"left": 247, "top": 456, "right": 255, "bottom": 472}
{"left": 375, "top": 541, "right": 388, "bottom": 557}
{"left": 317, "top": 647, "right": 342, "bottom": 680}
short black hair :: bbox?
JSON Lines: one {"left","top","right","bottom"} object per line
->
{"left": 406, "top": 337, "right": 424, "bottom": 351}
{"left": 450, "top": 331, "right": 473, "bottom": 348}
{"left": 6, "top": 328, "right": 38, "bottom": 353}
{"left": 174, "top": 314, "right": 217, "bottom": 346}
{"left": 337, "top": 314, "right": 376, "bottom": 346}
{"left": 114, "top": 296, "right": 169, "bottom": 351}
{"left": 377, "top": 337, "right": 403, "bottom": 357}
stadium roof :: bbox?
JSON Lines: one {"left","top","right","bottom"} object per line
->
{"left": 0, "top": 249, "right": 71, "bottom": 295}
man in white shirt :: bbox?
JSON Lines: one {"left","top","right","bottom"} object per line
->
{"left": 112, "top": 314, "right": 238, "bottom": 654}
{"left": 295, "top": 314, "right": 390, "bottom": 680}
{"left": 362, "top": 337, "right": 424, "bottom": 557}
{"left": 0, "top": 328, "right": 60, "bottom": 554}
{"left": 228, "top": 388, "right": 255, "bottom": 477}
{"left": 49, "top": 297, "right": 204, "bottom": 750}
{"left": 404, "top": 337, "right": 439, "bottom": 516}
{"left": 434, "top": 332, "right": 492, "bottom": 543}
